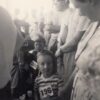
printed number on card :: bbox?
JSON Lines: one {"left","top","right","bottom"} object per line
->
{"left": 39, "top": 85, "right": 53, "bottom": 98}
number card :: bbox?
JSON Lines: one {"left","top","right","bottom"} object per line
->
{"left": 39, "top": 85, "right": 54, "bottom": 98}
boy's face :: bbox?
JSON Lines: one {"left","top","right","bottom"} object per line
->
{"left": 37, "top": 55, "right": 54, "bottom": 78}
{"left": 34, "top": 41, "right": 44, "bottom": 51}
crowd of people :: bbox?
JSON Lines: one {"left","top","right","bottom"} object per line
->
{"left": 1, "top": 0, "right": 100, "bottom": 100}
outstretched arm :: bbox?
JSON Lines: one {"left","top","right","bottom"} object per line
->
{"left": 60, "top": 31, "right": 85, "bottom": 53}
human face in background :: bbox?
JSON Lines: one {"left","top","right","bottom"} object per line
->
{"left": 34, "top": 41, "right": 44, "bottom": 51}
{"left": 70, "top": 0, "right": 100, "bottom": 21}
{"left": 53, "top": 0, "right": 69, "bottom": 11}
{"left": 37, "top": 55, "right": 54, "bottom": 78}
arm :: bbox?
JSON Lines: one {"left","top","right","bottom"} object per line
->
{"left": 60, "top": 14, "right": 91, "bottom": 53}
{"left": 34, "top": 78, "right": 40, "bottom": 100}
{"left": 60, "top": 31, "right": 85, "bottom": 53}
{"left": 57, "top": 24, "right": 68, "bottom": 48}
{"left": 59, "top": 67, "right": 78, "bottom": 96}
{"left": 55, "top": 31, "right": 85, "bottom": 57}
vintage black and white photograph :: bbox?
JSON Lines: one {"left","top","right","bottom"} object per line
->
{"left": 0, "top": 0, "right": 100, "bottom": 100}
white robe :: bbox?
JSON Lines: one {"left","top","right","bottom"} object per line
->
{"left": 71, "top": 22, "right": 100, "bottom": 100}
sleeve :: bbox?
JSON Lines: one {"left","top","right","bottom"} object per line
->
{"left": 57, "top": 77, "right": 64, "bottom": 89}
{"left": 76, "top": 16, "right": 91, "bottom": 32}
{"left": 58, "top": 24, "right": 68, "bottom": 46}
{"left": 34, "top": 77, "right": 41, "bottom": 100}
{"left": 57, "top": 9, "right": 73, "bottom": 45}
{"left": 34, "top": 78, "right": 39, "bottom": 92}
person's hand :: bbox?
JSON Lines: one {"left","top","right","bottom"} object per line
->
{"left": 55, "top": 48, "right": 62, "bottom": 57}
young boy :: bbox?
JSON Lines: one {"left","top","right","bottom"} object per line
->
{"left": 34, "top": 50, "right": 64, "bottom": 100}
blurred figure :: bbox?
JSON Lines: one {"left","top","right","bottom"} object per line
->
{"left": 31, "top": 33, "right": 46, "bottom": 58}
{"left": 56, "top": 9, "right": 90, "bottom": 81}
{"left": 43, "top": 0, "right": 69, "bottom": 53}
{"left": 11, "top": 33, "right": 46, "bottom": 100}
{"left": 0, "top": 6, "right": 24, "bottom": 100}
{"left": 55, "top": 2, "right": 91, "bottom": 100}
{"left": 34, "top": 50, "right": 64, "bottom": 100}
{"left": 11, "top": 38, "right": 34, "bottom": 100}
{"left": 61, "top": 0, "right": 100, "bottom": 100}
{"left": 14, "top": 9, "right": 30, "bottom": 39}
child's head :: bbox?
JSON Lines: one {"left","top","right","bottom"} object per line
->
{"left": 37, "top": 50, "right": 57, "bottom": 78}
{"left": 33, "top": 33, "right": 45, "bottom": 51}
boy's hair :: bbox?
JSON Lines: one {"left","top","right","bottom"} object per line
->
{"left": 37, "top": 50, "right": 57, "bottom": 74}
{"left": 33, "top": 33, "right": 45, "bottom": 44}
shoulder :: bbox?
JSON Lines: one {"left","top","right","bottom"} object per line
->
{"left": 35, "top": 75, "right": 43, "bottom": 83}
{"left": 51, "top": 73, "right": 63, "bottom": 81}
{"left": 54, "top": 74, "right": 64, "bottom": 86}
{"left": 51, "top": 74, "right": 64, "bottom": 87}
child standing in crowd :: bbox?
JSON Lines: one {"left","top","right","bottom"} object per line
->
{"left": 11, "top": 33, "right": 46, "bottom": 100}
{"left": 25, "top": 33, "right": 46, "bottom": 100}
{"left": 31, "top": 33, "right": 46, "bottom": 62}
{"left": 34, "top": 50, "right": 64, "bottom": 100}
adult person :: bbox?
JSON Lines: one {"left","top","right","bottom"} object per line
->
{"left": 44, "top": 0, "right": 69, "bottom": 53}
{"left": 54, "top": 0, "right": 73, "bottom": 77}
{"left": 0, "top": 6, "right": 24, "bottom": 100}
{"left": 56, "top": 8, "right": 90, "bottom": 82}
{"left": 60, "top": 0, "right": 100, "bottom": 100}
{"left": 56, "top": 7, "right": 91, "bottom": 100}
